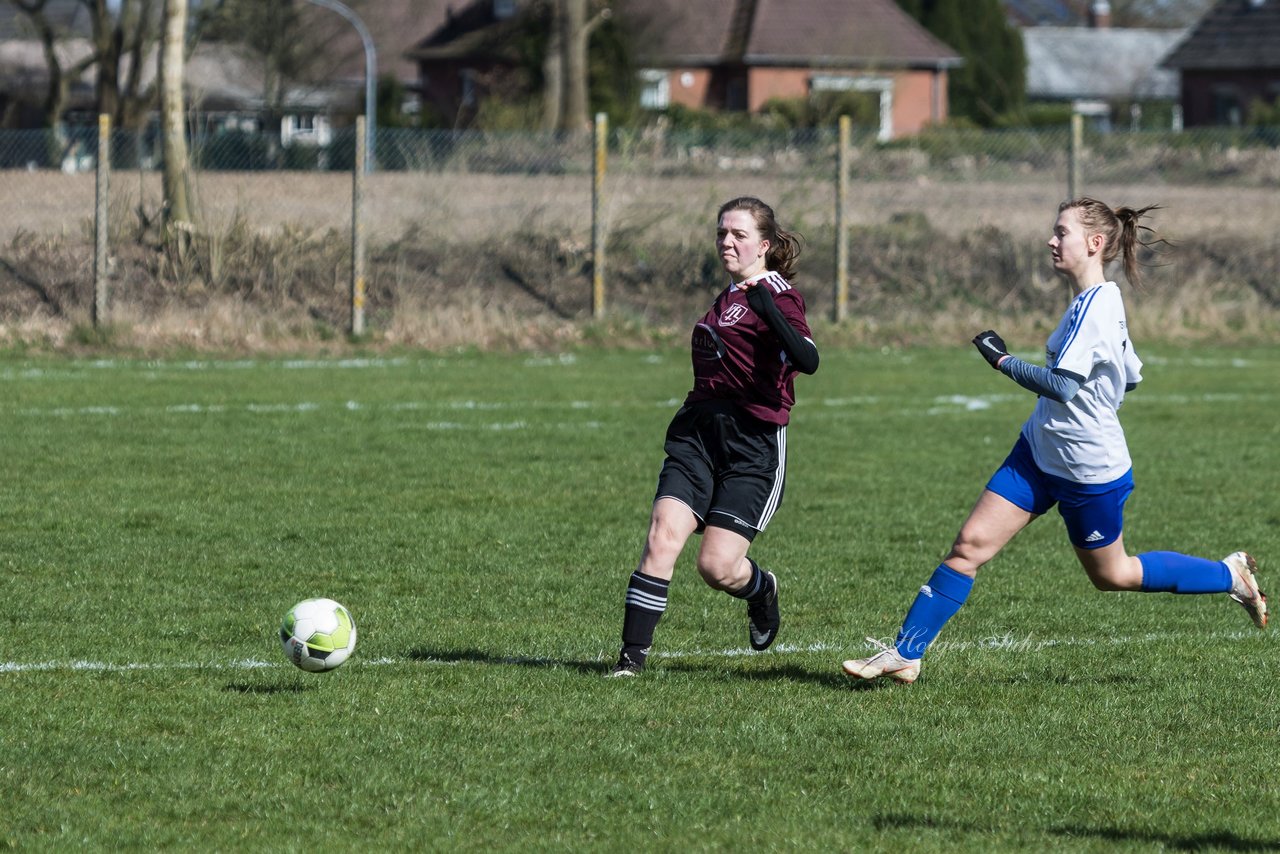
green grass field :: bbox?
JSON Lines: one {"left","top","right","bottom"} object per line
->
{"left": 1, "top": 345, "right": 1277, "bottom": 851}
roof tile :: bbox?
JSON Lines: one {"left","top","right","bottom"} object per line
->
{"left": 1162, "top": 0, "right": 1280, "bottom": 70}
{"left": 744, "top": 0, "right": 960, "bottom": 67}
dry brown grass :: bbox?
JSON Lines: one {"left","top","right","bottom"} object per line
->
{"left": 1, "top": 169, "right": 1277, "bottom": 353}
{"left": 8, "top": 169, "right": 1280, "bottom": 245}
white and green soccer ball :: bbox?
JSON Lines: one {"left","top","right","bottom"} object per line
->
{"left": 280, "top": 598, "right": 357, "bottom": 672}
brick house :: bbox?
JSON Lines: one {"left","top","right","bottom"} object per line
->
{"left": 1161, "top": 0, "right": 1280, "bottom": 126}
{"left": 409, "top": 0, "right": 960, "bottom": 139}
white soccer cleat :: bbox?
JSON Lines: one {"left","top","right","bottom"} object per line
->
{"left": 1225, "top": 551, "right": 1267, "bottom": 630}
{"left": 842, "top": 637, "right": 922, "bottom": 684}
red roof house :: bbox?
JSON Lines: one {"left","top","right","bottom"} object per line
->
{"left": 409, "top": 0, "right": 961, "bottom": 138}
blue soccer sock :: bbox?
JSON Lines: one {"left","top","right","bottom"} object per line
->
{"left": 1138, "top": 551, "right": 1231, "bottom": 594}
{"left": 895, "top": 563, "right": 974, "bottom": 660}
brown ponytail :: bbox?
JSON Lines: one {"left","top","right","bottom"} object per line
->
{"left": 1059, "top": 197, "right": 1167, "bottom": 287}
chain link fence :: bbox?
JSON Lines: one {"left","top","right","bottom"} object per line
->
{"left": 1, "top": 121, "right": 1278, "bottom": 342}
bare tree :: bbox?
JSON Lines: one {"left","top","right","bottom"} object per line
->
{"left": 540, "top": 0, "right": 562, "bottom": 130}
{"left": 542, "top": 0, "right": 611, "bottom": 132}
{"left": 10, "top": 0, "right": 161, "bottom": 129}
{"left": 199, "top": 0, "right": 369, "bottom": 145}
{"left": 160, "top": 0, "right": 191, "bottom": 232}
{"left": 13, "top": 0, "right": 90, "bottom": 130}
{"left": 561, "top": 0, "right": 587, "bottom": 130}
{"left": 88, "top": 0, "right": 161, "bottom": 129}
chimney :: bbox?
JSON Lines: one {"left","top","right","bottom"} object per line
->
{"left": 1089, "top": 1, "right": 1112, "bottom": 28}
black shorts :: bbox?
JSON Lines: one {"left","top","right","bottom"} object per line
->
{"left": 654, "top": 399, "right": 787, "bottom": 541}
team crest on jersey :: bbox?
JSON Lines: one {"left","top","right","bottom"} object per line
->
{"left": 718, "top": 303, "right": 748, "bottom": 327}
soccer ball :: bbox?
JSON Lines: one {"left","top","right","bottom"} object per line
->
{"left": 280, "top": 598, "right": 357, "bottom": 672}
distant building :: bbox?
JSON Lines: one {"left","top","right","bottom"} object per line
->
{"left": 1161, "top": 0, "right": 1280, "bottom": 126}
{"left": 1005, "top": 0, "right": 1085, "bottom": 27}
{"left": 0, "top": 0, "right": 426, "bottom": 136}
{"left": 409, "top": 0, "right": 962, "bottom": 140}
{"left": 1012, "top": 1, "right": 1185, "bottom": 130}
{"left": 1023, "top": 25, "right": 1185, "bottom": 129}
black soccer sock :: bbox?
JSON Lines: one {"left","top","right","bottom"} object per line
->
{"left": 620, "top": 571, "right": 670, "bottom": 663}
{"left": 729, "top": 558, "right": 774, "bottom": 603}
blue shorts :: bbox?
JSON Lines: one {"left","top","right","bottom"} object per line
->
{"left": 985, "top": 435, "right": 1134, "bottom": 550}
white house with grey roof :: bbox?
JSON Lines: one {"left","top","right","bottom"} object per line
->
{"left": 1023, "top": 25, "right": 1187, "bottom": 128}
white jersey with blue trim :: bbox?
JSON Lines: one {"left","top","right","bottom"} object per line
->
{"left": 1020, "top": 281, "right": 1143, "bottom": 483}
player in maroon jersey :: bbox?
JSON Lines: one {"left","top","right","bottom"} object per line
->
{"left": 606, "top": 197, "right": 819, "bottom": 677}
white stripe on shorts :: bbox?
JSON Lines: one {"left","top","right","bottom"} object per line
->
{"left": 756, "top": 423, "right": 786, "bottom": 529}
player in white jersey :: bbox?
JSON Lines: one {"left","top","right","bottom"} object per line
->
{"left": 842, "top": 197, "right": 1266, "bottom": 685}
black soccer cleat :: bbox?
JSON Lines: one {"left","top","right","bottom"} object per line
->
{"left": 605, "top": 650, "right": 645, "bottom": 678}
{"left": 747, "top": 571, "right": 780, "bottom": 651}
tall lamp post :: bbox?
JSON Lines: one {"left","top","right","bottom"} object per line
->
{"left": 303, "top": 0, "right": 376, "bottom": 172}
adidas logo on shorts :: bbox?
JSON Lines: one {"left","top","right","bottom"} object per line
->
{"left": 1084, "top": 530, "right": 1105, "bottom": 543}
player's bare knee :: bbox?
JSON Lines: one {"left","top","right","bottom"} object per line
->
{"left": 1087, "top": 573, "right": 1126, "bottom": 592}
{"left": 694, "top": 556, "right": 738, "bottom": 591}
{"left": 944, "top": 538, "right": 986, "bottom": 576}
{"left": 1085, "top": 563, "right": 1136, "bottom": 591}
{"left": 645, "top": 519, "right": 685, "bottom": 557}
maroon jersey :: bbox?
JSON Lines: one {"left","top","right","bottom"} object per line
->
{"left": 684, "top": 272, "right": 812, "bottom": 425}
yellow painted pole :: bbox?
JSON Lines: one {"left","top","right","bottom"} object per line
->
{"left": 834, "top": 115, "right": 851, "bottom": 323}
{"left": 1068, "top": 112, "right": 1083, "bottom": 200}
{"left": 93, "top": 113, "right": 110, "bottom": 328}
{"left": 351, "top": 115, "right": 367, "bottom": 336}
{"left": 592, "top": 112, "right": 607, "bottom": 319}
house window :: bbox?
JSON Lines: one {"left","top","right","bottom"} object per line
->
{"left": 1071, "top": 100, "right": 1112, "bottom": 133}
{"left": 281, "top": 113, "right": 331, "bottom": 146}
{"left": 1211, "top": 89, "right": 1242, "bottom": 126}
{"left": 461, "top": 69, "right": 477, "bottom": 107}
{"left": 811, "top": 75, "right": 893, "bottom": 141}
{"left": 726, "top": 77, "right": 747, "bottom": 111}
{"left": 639, "top": 69, "right": 669, "bottom": 109}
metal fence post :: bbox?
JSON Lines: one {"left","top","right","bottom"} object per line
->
{"left": 834, "top": 115, "right": 851, "bottom": 323}
{"left": 1068, "top": 113, "right": 1083, "bottom": 200}
{"left": 93, "top": 114, "right": 110, "bottom": 329}
{"left": 592, "top": 112, "right": 607, "bottom": 320}
{"left": 351, "top": 115, "right": 367, "bottom": 336}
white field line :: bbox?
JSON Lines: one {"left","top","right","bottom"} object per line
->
{"left": 0, "top": 351, "right": 1265, "bottom": 378}
{"left": 0, "top": 355, "right": 586, "bottom": 381}
{"left": 1, "top": 628, "right": 1270, "bottom": 675}
{"left": 7, "top": 398, "right": 684, "bottom": 420}
{"left": 4, "top": 392, "right": 1275, "bottom": 423}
